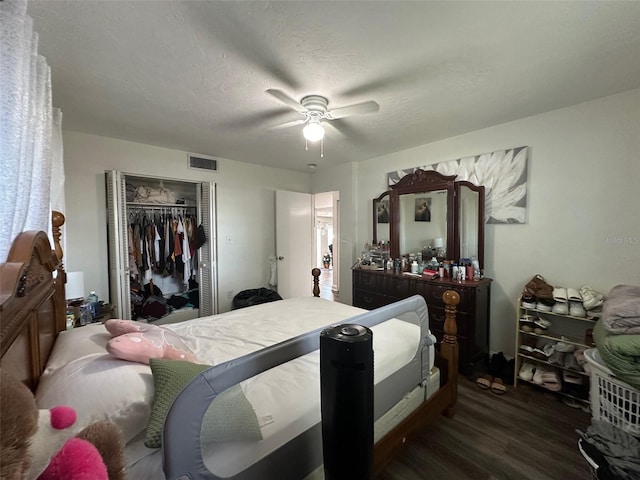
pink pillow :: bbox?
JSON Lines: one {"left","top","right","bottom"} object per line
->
{"left": 104, "top": 319, "right": 157, "bottom": 337}
{"left": 105, "top": 320, "right": 199, "bottom": 365}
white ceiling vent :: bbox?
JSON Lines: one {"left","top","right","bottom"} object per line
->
{"left": 188, "top": 153, "right": 219, "bottom": 172}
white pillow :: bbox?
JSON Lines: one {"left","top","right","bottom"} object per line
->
{"left": 42, "top": 324, "right": 111, "bottom": 374}
{"left": 36, "top": 353, "right": 153, "bottom": 444}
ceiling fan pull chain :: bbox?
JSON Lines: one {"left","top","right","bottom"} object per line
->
{"left": 320, "top": 138, "right": 324, "bottom": 158}
{"left": 305, "top": 138, "right": 309, "bottom": 151}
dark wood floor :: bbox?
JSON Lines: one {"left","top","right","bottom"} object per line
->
{"left": 376, "top": 377, "right": 592, "bottom": 480}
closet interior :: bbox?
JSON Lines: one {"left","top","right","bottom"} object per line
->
{"left": 106, "top": 171, "right": 217, "bottom": 323}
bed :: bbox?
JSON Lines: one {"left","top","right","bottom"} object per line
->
{"left": 0, "top": 213, "right": 461, "bottom": 479}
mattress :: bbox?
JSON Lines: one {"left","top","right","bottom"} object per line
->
{"left": 130, "top": 297, "right": 435, "bottom": 479}
{"left": 37, "top": 297, "right": 436, "bottom": 479}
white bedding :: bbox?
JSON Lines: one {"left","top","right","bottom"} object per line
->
{"left": 36, "top": 297, "right": 436, "bottom": 479}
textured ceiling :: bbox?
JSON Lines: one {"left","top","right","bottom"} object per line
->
{"left": 27, "top": 1, "right": 640, "bottom": 173}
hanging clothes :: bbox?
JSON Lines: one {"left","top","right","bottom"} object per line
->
{"left": 181, "top": 216, "right": 191, "bottom": 283}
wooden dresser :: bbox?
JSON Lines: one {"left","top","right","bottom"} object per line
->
{"left": 352, "top": 268, "right": 491, "bottom": 373}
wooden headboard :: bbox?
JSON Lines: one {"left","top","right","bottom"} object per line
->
{"left": 0, "top": 212, "right": 67, "bottom": 391}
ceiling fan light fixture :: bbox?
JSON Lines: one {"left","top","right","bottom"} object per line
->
{"left": 303, "top": 120, "right": 325, "bottom": 142}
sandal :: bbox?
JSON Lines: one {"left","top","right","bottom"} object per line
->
{"left": 490, "top": 377, "right": 506, "bottom": 395}
{"left": 533, "top": 317, "right": 552, "bottom": 334}
{"left": 563, "top": 371, "right": 583, "bottom": 385}
{"left": 476, "top": 374, "right": 493, "bottom": 389}
{"left": 519, "top": 314, "right": 536, "bottom": 332}
{"left": 567, "top": 288, "right": 582, "bottom": 302}
{"left": 553, "top": 287, "right": 568, "bottom": 303}
{"left": 541, "top": 369, "right": 562, "bottom": 392}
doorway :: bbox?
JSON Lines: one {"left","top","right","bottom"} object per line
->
{"left": 314, "top": 191, "right": 339, "bottom": 300}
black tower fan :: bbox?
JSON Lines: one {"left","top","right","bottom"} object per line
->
{"left": 320, "top": 324, "right": 374, "bottom": 480}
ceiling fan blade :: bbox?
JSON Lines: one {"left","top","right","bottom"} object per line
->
{"left": 322, "top": 122, "right": 344, "bottom": 137}
{"left": 219, "top": 108, "right": 293, "bottom": 129}
{"left": 269, "top": 118, "right": 307, "bottom": 130}
{"left": 266, "top": 89, "right": 302, "bottom": 110}
{"left": 329, "top": 100, "right": 379, "bottom": 119}
{"left": 327, "top": 119, "right": 367, "bottom": 143}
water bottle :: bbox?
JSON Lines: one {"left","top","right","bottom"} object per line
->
{"left": 87, "top": 291, "right": 99, "bottom": 319}
{"left": 79, "top": 303, "right": 92, "bottom": 326}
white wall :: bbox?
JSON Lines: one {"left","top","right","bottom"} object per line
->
{"left": 326, "top": 88, "right": 640, "bottom": 356}
{"left": 62, "top": 131, "right": 310, "bottom": 313}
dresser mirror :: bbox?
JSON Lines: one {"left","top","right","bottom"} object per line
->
{"left": 389, "top": 170, "right": 456, "bottom": 262}
{"left": 376, "top": 169, "right": 485, "bottom": 269}
{"left": 454, "top": 181, "right": 485, "bottom": 269}
{"left": 372, "top": 191, "right": 390, "bottom": 244}
{"left": 397, "top": 190, "right": 449, "bottom": 257}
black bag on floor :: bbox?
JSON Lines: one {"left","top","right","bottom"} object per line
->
{"left": 232, "top": 288, "right": 282, "bottom": 310}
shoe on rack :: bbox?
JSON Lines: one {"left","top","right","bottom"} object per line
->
{"left": 549, "top": 349, "right": 565, "bottom": 366}
{"left": 567, "top": 287, "right": 582, "bottom": 302}
{"left": 580, "top": 286, "right": 604, "bottom": 310}
{"left": 524, "top": 274, "right": 554, "bottom": 301}
{"left": 541, "top": 369, "right": 562, "bottom": 391}
{"left": 532, "top": 367, "right": 546, "bottom": 386}
{"left": 533, "top": 317, "right": 551, "bottom": 331}
{"left": 564, "top": 352, "right": 581, "bottom": 371}
{"left": 519, "top": 337, "right": 537, "bottom": 355}
{"left": 536, "top": 302, "right": 552, "bottom": 312}
{"left": 553, "top": 287, "right": 568, "bottom": 303}
{"left": 563, "top": 370, "right": 583, "bottom": 385}
{"left": 519, "top": 314, "right": 536, "bottom": 332}
{"left": 569, "top": 301, "right": 586, "bottom": 318}
{"left": 518, "top": 362, "right": 536, "bottom": 382}
{"left": 552, "top": 302, "right": 569, "bottom": 315}
{"left": 555, "top": 337, "right": 576, "bottom": 353}
{"left": 573, "top": 349, "right": 591, "bottom": 374}
{"left": 521, "top": 293, "right": 537, "bottom": 309}
{"left": 532, "top": 338, "right": 555, "bottom": 360}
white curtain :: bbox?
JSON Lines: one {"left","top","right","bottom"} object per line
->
{"left": 0, "top": 0, "right": 63, "bottom": 262}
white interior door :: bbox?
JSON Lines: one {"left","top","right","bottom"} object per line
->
{"left": 276, "top": 190, "right": 313, "bottom": 298}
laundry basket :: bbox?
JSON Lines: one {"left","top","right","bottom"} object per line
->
{"left": 584, "top": 348, "right": 640, "bottom": 437}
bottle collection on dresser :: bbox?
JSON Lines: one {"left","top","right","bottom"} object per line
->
{"left": 515, "top": 274, "right": 605, "bottom": 410}
{"left": 361, "top": 241, "right": 482, "bottom": 282}
{"left": 353, "top": 241, "right": 492, "bottom": 375}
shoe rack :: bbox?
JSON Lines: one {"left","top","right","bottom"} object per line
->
{"left": 514, "top": 297, "right": 598, "bottom": 407}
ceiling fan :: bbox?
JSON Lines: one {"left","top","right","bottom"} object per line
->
{"left": 265, "top": 89, "right": 380, "bottom": 144}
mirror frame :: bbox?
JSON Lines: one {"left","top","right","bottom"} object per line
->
{"left": 372, "top": 191, "right": 390, "bottom": 244}
{"left": 454, "top": 180, "right": 486, "bottom": 270}
{"left": 389, "top": 169, "right": 457, "bottom": 260}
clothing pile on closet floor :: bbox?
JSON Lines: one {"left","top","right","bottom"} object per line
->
{"left": 593, "top": 284, "right": 640, "bottom": 391}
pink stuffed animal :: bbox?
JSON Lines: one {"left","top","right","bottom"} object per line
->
{"left": 0, "top": 370, "right": 125, "bottom": 480}
{"left": 105, "top": 319, "right": 199, "bottom": 364}
{"left": 38, "top": 438, "right": 107, "bottom": 480}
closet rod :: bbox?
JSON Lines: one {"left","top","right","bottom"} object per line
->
{"left": 126, "top": 206, "right": 196, "bottom": 213}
